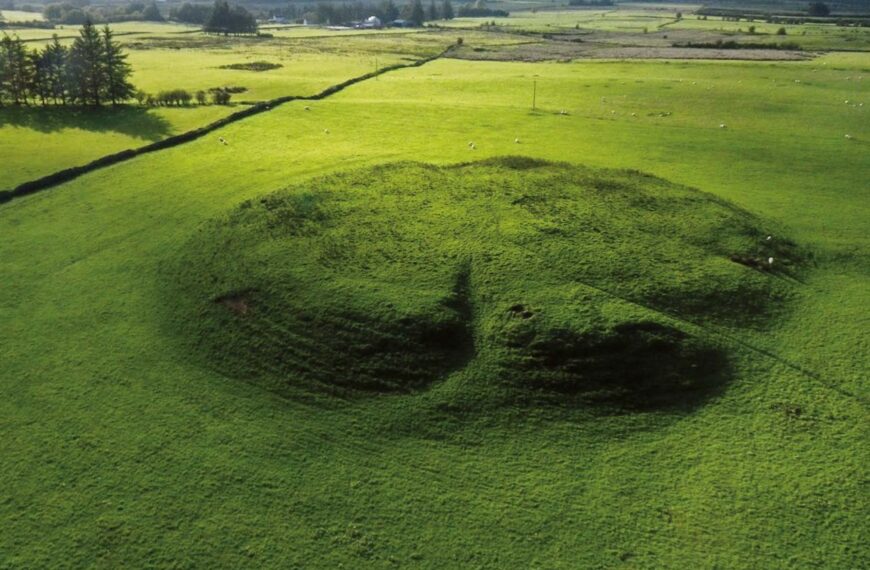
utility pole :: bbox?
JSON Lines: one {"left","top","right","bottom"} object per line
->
{"left": 532, "top": 79, "right": 537, "bottom": 110}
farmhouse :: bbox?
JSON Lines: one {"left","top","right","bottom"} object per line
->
{"left": 357, "top": 16, "right": 383, "bottom": 29}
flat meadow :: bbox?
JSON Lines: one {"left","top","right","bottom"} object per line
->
{"left": 0, "top": 4, "right": 868, "bottom": 568}
{"left": 0, "top": 30, "right": 459, "bottom": 188}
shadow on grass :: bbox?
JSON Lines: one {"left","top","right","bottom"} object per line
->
{"left": 0, "top": 105, "right": 174, "bottom": 141}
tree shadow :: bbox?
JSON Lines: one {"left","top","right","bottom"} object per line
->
{"left": 0, "top": 105, "right": 174, "bottom": 141}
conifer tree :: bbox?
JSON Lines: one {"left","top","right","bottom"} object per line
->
{"left": 67, "top": 20, "right": 104, "bottom": 105}
{"left": 102, "top": 24, "right": 134, "bottom": 105}
{"left": 441, "top": 0, "right": 454, "bottom": 20}
{"left": 44, "top": 35, "right": 69, "bottom": 105}
{"left": 409, "top": 0, "right": 425, "bottom": 25}
{"left": 427, "top": 0, "right": 438, "bottom": 21}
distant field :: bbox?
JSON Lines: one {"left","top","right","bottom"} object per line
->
{"left": 0, "top": 9, "right": 44, "bottom": 22}
{"left": 445, "top": 7, "right": 870, "bottom": 50}
{"left": 0, "top": 31, "right": 456, "bottom": 189}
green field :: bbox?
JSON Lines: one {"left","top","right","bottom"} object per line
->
{"left": 0, "top": 31, "right": 458, "bottom": 188}
{"left": 1, "top": 5, "right": 868, "bottom": 568}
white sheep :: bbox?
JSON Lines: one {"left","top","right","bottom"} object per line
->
{"left": 719, "top": 123, "right": 727, "bottom": 129}
{"left": 845, "top": 134, "right": 852, "bottom": 139}
{"left": 768, "top": 257, "right": 774, "bottom": 266}
{"left": 766, "top": 235, "right": 772, "bottom": 241}
{"left": 324, "top": 129, "right": 330, "bottom": 134}
{"left": 514, "top": 138, "right": 520, "bottom": 144}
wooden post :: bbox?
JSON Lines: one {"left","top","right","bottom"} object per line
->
{"left": 532, "top": 80, "right": 537, "bottom": 110}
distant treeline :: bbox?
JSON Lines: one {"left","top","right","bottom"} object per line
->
{"left": 696, "top": 0, "right": 868, "bottom": 13}
{"left": 674, "top": 40, "right": 802, "bottom": 50}
{"left": 698, "top": 1, "right": 870, "bottom": 23}
{"left": 0, "top": 22, "right": 134, "bottom": 106}
{"left": 264, "top": 0, "right": 457, "bottom": 26}
{"left": 42, "top": 1, "right": 164, "bottom": 25}
{"left": 567, "top": 0, "right": 614, "bottom": 6}
{"left": 0, "top": 19, "right": 55, "bottom": 29}
{"left": 202, "top": 0, "right": 256, "bottom": 34}
{"left": 456, "top": 6, "right": 507, "bottom": 17}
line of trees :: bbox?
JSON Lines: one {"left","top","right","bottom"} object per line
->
{"left": 43, "top": 1, "right": 163, "bottom": 25}
{"left": 266, "top": 0, "right": 455, "bottom": 26}
{"left": 203, "top": 0, "right": 257, "bottom": 35}
{"left": 0, "top": 21, "right": 134, "bottom": 106}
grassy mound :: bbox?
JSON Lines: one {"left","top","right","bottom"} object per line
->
{"left": 165, "top": 158, "right": 803, "bottom": 406}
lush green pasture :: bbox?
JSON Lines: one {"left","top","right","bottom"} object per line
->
{"left": 125, "top": 33, "right": 454, "bottom": 102}
{"left": 0, "top": 105, "right": 235, "bottom": 189}
{"left": 0, "top": 32, "right": 455, "bottom": 189}
{"left": 1, "top": 48, "right": 867, "bottom": 568}
{"left": 665, "top": 17, "right": 870, "bottom": 51}
{"left": 446, "top": 7, "right": 870, "bottom": 51}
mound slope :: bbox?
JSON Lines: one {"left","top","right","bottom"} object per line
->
{"left": 165, "top": 158, "right": 803, "bottom": 408}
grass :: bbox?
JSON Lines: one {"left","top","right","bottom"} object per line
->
{"left": 0, "top": 32, "right": 455, "bottom": 189}
{"left": 167, "top": 158, "right": 799, "bottom": 404}
{"left": 0, "top": 105, "right": 234, "bottom": 189}
{"left": 0, "top": 9, "right": 44, "bottom": 22}
{"left": 444, "top": 6, "right": 870, "bottom": 51}
{"left": 0, "top": 12, "right": 868, "bottom": 569}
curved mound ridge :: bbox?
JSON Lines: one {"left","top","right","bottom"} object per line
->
{"left": 165, "top": 158, "right": 804, "bottom": 406}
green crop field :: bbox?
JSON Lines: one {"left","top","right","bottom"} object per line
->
{"left": 1, "top": 3, "right": 868, "bottom": 568}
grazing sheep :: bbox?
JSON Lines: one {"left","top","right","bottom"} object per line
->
{"left": 324, "top": 129, "right": 330, "bottom": 134}
{"left": 218, "top": 137, "right": 228, "bottom": 145}
{"left": 514, "top": 138, "right": 520, "bottom": 144}
{"left": 631, "top": 112, "right": 637, "bottom": 117}
{"left": 768, "top": 257, "right": 774, "bottom": 266}
{"left": 468, "top": 141, "right": 474, "bottom": 147}
{"left": 719, "top": 123, "right": 727, "bottom": 129}
{"left": 766, "top": 235, "right": 772, "bottom": 241}
{"left": 845, "top": 134, "right": 852, "bottom": 139}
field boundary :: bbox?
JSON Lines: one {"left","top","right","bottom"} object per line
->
{"left": 0, "top": 45, "right": 454, "bottom": 206}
